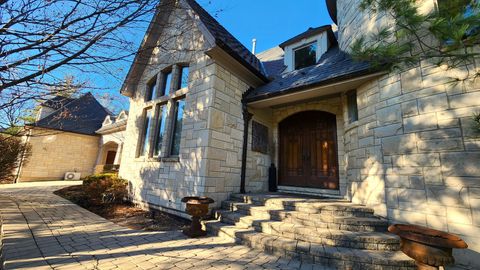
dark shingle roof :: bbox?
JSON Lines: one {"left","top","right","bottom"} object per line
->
{"left": 256, "top": 46, "right": 286, "bottom": 78}
{"left": 186, "top": 0, "right": 268, "bottom": 82}
{"left": 32, "top": 93, "right": 110, "bottom": 135}
{"left": 245, "top": 46, "right": 380, "bottom": 102}
{"left": 40, "top": 96, "right": 75, "bottom": 110}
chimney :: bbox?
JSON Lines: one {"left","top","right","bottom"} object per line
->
{"left": 252, "top": 38, "right": 257, "bottom": 55}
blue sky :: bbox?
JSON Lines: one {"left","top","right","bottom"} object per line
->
{"left": 93, "top": 0, "right": 334, "bottom": 112}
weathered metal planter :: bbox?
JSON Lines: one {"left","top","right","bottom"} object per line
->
{"left": 388, "top": 224, "right": 468, "bottom": 270}
{"left": 181, "top": 196, "right": 214, "bottom": 238}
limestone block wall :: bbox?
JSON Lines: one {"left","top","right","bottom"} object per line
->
{"left": 18, "top": 128, "right": 100, "bottom": 181}
{"left": 336, "top": 0, "right": 435, "bottom": 52}
{"left": 203, "top": 64, "right": 271, "bottom": 206}
{"left": 119, "top": 2, "right": 220, "bottom": 216}
{"left": 344, "top": 60, "right": 480, "bottom": 267}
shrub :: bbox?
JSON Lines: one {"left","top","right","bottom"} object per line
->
{"left": 474, "top": 113, "right": 480, "bottom": 132}
{"left": 0, "top": 135, "right": 31, "bottom": 183}
{"left": 82, "top": 173, "right": 128, "bottom": 204}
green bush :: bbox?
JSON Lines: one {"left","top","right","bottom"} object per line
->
{"left": 82, "top": 173, "right": 128, "bottom": 204}
{"left": 474, "top": 113, "right": 480, "bottom": 132}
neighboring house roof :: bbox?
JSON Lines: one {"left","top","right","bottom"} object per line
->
{"left": 244, "top": 46, "right": 381, "bottom": 102}
{"left": 279, "top": 25, "right": 335, "bottom": 49}
{"left": 40, "top": 96, "right": 75, "bottom": 110}
{"left": 121, "top": 0, "right": 268, "bottom": 97}
{"left": 96, "top": 111, "right": 128, "bottom": 135}
{"left": 30, "top": 93, "right": 111, "bottom": 135}
{"left": 256, "top": 46, "right": 286, "bottom": 78}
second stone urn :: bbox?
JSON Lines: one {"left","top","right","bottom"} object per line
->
{"left": 181, "top": 196, "right": 214, "bottom": 238}
{"left": 388, "top": 224, "right": 468, "bottom": 270}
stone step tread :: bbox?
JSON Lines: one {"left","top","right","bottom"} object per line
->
{"left": 215, "top": 210, "right": 398, "bottom": 244}
{"left": 222, "top": 201, "right": 378, "bottom": 222}
{"left": 224, "top": 200, "right": 375, "bottom": 214}
{"left": 205, "top": 220, "right": 415, "bottom": 268}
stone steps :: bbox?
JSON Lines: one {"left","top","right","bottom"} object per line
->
{"left": 227, "top": 194, "right": 376, "bottom": 216}
{"left": 205, "top": 220, "right": 415, "bottom": 270}
{"left": 204, "top": 193, "right": 416, "bottom": 269}
{"left": 221, "top": 201, "right": 388, "bottom": 232}
{"left": 215, "top": 210, "right": 399, "bottom": 251}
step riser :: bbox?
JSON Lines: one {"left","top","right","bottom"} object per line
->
{"left": 221, "top": 202, "right": 386, "bottom": 232}
{"left": 206, "top": 223, "right": 414, "bottom": 270}
{"left": 216, "top": 213, "right": 398, "bottom": 251}
{"left": 230, "top": 195, "right": 375, "bottom": 215}
{"left": 223, "top": 201, "right": 375, "bottom": 218}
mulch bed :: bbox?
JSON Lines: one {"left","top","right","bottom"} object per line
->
{"left": 54, "top": 185, "right": 189, "bottom": 231}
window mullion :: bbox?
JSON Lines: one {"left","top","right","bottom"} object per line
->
{"left": 149, "top": 105, "right": 161, "bottom": 158}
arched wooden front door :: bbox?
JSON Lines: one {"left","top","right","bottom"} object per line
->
{"left": 279, "top": 111, "right": 339, "bottom": 190}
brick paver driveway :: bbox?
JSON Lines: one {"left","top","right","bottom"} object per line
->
{"left": 0, "top": 181, "right": 306, "bottom": 270}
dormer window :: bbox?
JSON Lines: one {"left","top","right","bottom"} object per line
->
{"left": 294, "top": 43, "right": 317, "bottom": 70}
{"left": 280, "top": 26, "right": 333, "bottom": 72}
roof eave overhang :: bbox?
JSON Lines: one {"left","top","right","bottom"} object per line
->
{"left": 246, "top": 70, "right": 387, "bottom": 108}
{"left": 206, "top": 45, "right": 269, "bottom": 88}
{"left": 27, "top": 125, "right": 99, "bottom": 136}
{"left": 326, "top": 0, "right": 338, "bottom": 24}
{"left": 95, "top": 121, "right": 128, "bottom": 135}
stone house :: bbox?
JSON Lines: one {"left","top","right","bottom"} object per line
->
{"left": 118, "top": 0, "right": 480, "bottom": 268}
{"left": 17, "top": 93, "right": 127, "bottom": 181}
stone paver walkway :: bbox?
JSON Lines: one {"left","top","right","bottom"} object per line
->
{"left": 0, "top": 181, "right": 307, "bottom": 270}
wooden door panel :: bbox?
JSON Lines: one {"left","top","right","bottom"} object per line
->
{"left": 279, "top": 111, "right": 339, "bottom": 190}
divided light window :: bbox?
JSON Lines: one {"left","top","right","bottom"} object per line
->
{"left": 347, "top": 91, "right": 359, "bottom": 123}
{"left": 139, "top": 63, "right": 189, "bottom": 159}
{"left": 139, "top": 108, "right": 153, "bottom": 156}
{"left": 294, "top": 43, "right": 317, "bottom": 70}
{"left": 170, "top": 99, "right": 185, "bottom": 156}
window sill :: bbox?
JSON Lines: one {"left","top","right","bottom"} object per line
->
{"left": 161, "top": 157, "right": 180, "bottom": 163}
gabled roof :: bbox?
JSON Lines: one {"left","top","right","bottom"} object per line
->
{"left": 30, "top": 93, "right": 111, "bottom": 135}
{"left": 245, "top": 46, "right": 381, "bottom": 103}
{"left": 279, "top": 25, "right": 335, "bottom": 49}
{"left": 256, "top": 46, "right": 286, "bottom": 78}
{"left": 185, "top": 0, "right": 268, "bottom": 82}
{"left": 121, "top": 0, "right": 268, "bottom": 97}
{"left": 40, "top": 96, "right": 75, "bottom": 110}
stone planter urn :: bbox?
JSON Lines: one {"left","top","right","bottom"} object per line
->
{"left": 181, "top": 196, "right": 214, "bottom": 238}
{"left": 388, "top": 224, "right": 468, "bottom": 270}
